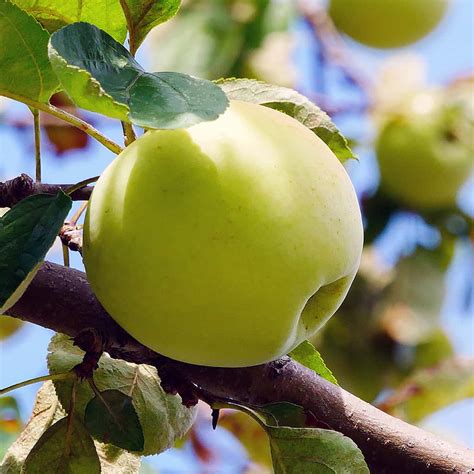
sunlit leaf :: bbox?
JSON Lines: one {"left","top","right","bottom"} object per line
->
{"left": 217, "top": 78, "right": 355, "bottom": 162}
{"left": 0, "top": 0, "right": 58, "bottom": 102}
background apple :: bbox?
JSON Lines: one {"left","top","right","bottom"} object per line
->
{"left": 329, "top": 0, "right": 449, "bottom": 49}
{"left": 376, "top": 87, "right": 473, "bottom": 210}
{"left": 83, "top": 100, "right": 363, "bottom": 368}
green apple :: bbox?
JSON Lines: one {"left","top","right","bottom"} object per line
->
{"left": 329, "top": 0, "right": 449, "bottom": 49}
{"left": 83, "top": 100, "right": 363, "bottom": 367}
{"left": 376, "top": 89, "right": 474, "bottom": 210}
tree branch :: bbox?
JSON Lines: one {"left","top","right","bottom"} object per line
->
{"left": 7, "top": 262, "right": 474, "bottom": 473}
{"left": 0, "top": 174, "right": 92, "bottom": 206}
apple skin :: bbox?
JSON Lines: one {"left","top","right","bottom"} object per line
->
{"left": 83, "top": 100, "right": 363, "bottom": 367}
{"left": 329, "top": 0, "right": 449, "bottom": 49}
{"left": 376, "top": 91, "right": 474, "bottom": 210}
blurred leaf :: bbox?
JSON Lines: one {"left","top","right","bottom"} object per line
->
{"left": 48, "top": 22, "right": 228, "bottom": 128}
{"left": 11, "top": 0, "right": 127, "bottom": 42}
{"left": 85, "top": 390, "right": 144, "bottom": 452}
{"left": 23, "top": 417, "right": 101, "bottom": 474}
{"left": 268, "top": 426, "right": 369, "bottom": 474}
{"left": 380, "top": 357, "right": 474, "bottom": 424}
{"left": 0, "top": 192, "right": 72, "bottom": 313}
{"left": 119, "top": 0, "right": 180, "bottom": 52}
{"left": 217, "top": 78, "right": 355, "bottom": 162}
{"left": 379, "top": 250, "right": 446, "bottom": 345}
{"left": 0, "top": 382, "right": 66, "bottom": 473}
{"left": 219, "top": 410, "right": 272, "bottom": 467}
{"left": 0, "top": 396, "right": 22, "bottom": 459}
{"left": 43, "top": 92, "right": 89, "bottom": 155}
{"left": 48, "top": 334, "right": 196, "bottom": 456}
{"left": 0, "top": 0, "right": 58, "bottom": 102}
{"left": 413, "top": 329, "right": 453, "bottom": 369}
{"left": 289, "top": 340, "right": 338, "bottom": 385}
{"left": 147, "top": 4, "right": 244, "bottom": 79}
{"left": 0, "top": 315, "right": 23, "bottom": 340}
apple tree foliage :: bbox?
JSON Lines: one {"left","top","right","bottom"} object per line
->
{"left": 0, "top": 0, "right": 472, "bottom": 472}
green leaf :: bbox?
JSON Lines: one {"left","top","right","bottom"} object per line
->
{"left": 0, "top": 0, "right": 58, "bottom": 102}
{"left": 23, "top": 417, "right": 101, "bottom": 474}
{"left": 217, "top": 78, "right": 355, "bottom": 163}
{"left": 0, "top": 192, "right": 72, "bottom": 313}
{"left": 48, "top": 334, "right": 196, "bottom": 456}
{"left": 85, "top": 390, "right": 144, "bottom": 452}
{"left": 11, "top": 0, "right": 127, "bottom": 42}
{"left": 48, "top": 22, "right": 229, "bottom": 129}
{"left": 382, "top": 357, "right": 474, "bottom": 423}
{"left": 120, "top": 0, "right": 180, "bottom": 53}
{"left": 1, "top": 382, "right": 66, "bottom": 473}
{"left": 0, "top": 382, "right": 140, "bottom": 473}
{"left": 289, "top": 340, "right": 338, "bottom": 386}
{"left": 268, "top": 426, "right": 369, "bottom": 474}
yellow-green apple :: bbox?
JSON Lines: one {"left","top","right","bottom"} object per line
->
{"left": 376, "top": 89, "right": 473, "bottom": 210}
{"left": 329, "top": 0, "right": 449, "bottom": 49}
{"left": 83, "top": 100, "right": 363, "bottom": 367}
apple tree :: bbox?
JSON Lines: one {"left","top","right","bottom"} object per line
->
{"left": 0, "top": 0, "right": 473, "bottom": 472}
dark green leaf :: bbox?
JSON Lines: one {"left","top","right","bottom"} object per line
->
{"left": 217, "top": 78, "right": 355, "bottom": 162}
{"left": 48, "top": 22, "right": 229, "bottom": 129}
{"left": 257, "top": 402, "right": 307, "bottom": 428}
{"left": 85, "top": 390, "right": 144, "bottom": 452}
{"left": 0, "top": 0, "right": 58, "bottom": 102}
{"left": 120, "top": 0, "right": 180, "bottom": 52}
{"left": 23, "top": 417, "right": 100, "bottom": 474}
{"left": 11, "top": 0, "right": 127, "bottom": 42}
{"left": 289, "top": 340, "right": 338, "bottom": 385}
{"left": 268, "top": 426, "right": 369, "bottom": 474}
{"left": 0, "top": 192, "right": 72, "bottom": 312}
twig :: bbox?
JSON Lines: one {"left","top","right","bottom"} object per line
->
{"left": 1, "top": 92, "right": 123, "bottom": 155}
{"left": 0, "top": 174, "right": 93, "bottom": 206}
{"left": 32, "top": 109, "right": 41, "bottom": 182}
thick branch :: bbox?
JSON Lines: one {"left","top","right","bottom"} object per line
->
{"left": 0, "top": 174, "right": 92, "bottom": 206}
{"left": 8, "top": 262, "right": 474, "bottom": 473}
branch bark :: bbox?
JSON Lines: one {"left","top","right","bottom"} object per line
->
{"left": 0, "top": 174, "right": 92, "bottom": 207}
{"left": 7, "top": 262, "right": 474, "bottom": 473}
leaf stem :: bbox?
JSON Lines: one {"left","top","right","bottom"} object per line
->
{"left": 119, "top": 0, "right": 137, "bottom": 56}
{"left": 62, "top": 244, "right": 70, "bottom": 267}
{"left": 0, "top": 371, "right": 75, "bottom": 396}
{"left": 121, "top": 121, "right": 136, "bottom": 146}
{"left": 70, "top": 201, "right": 88, "bottom": 226}
{"left": 1, "top": 92, "right": 123, "bottom": 155}
{"left": 32, "top": 109, "right": 41, "bottom": 182}
{"left": 65, "top": 176, "right": 99, "bottom": 196}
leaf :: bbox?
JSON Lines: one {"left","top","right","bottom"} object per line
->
{"left": 268, "top": 426, "right": 369, "bottom": 474}
{"left": 0, "top": 382, "right": 140, "bottom": 473}
{"left": 0, "top": 315, "right": 23, "bottom": 340}
{"left": 120, "top": 0, "right": 180, "bottom": 52}
{"left": 0, "top": 0, "right": 58, "bottom": 102}
{"left": 11, "top": 0, "right": 127, "bottom": 42}
{"left": 0, "top": 396, "right": 22, "bottom": 460}
{"left": 47, "top": 334, "right": 196, "bottom": 456}
{"left": 0, "top": 382, "right": 66, "bottom": 473}
{"left": 0, "top": 192, "right": 72, "bottom": 313}
{"left": 381, "top": 357, "right": 474, "bottom": 423}
{"left": 22, "top": 417, "right": 101, "bottom": 474}
{"left": 48, "top": 22, "right": 229, "bottom": 129}
{"left": 217, "top": 78, "right": 355, "bottom": 162}
{"left": 289, "top": 340, "right": 338, "bottom": 386}
{"left": 85, "top": 390, "right": 144, "bottom": 452}
{"left": 256, "top": 403, "right": 307, "bottom": 428}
